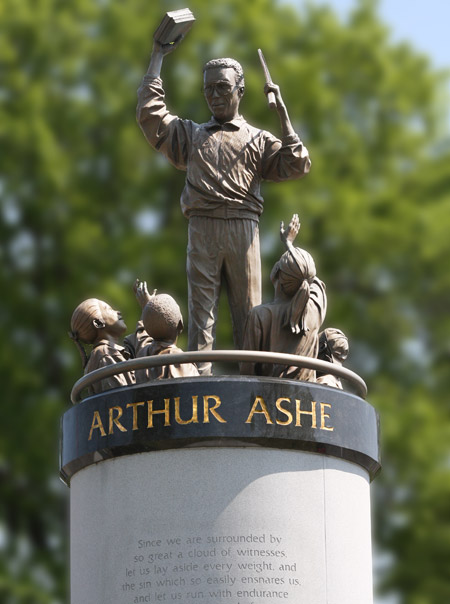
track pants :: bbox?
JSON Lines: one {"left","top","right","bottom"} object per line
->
{"left": 187, "top": 216, "right": 262, "bottom": 375}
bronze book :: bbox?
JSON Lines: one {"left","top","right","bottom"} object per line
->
{"left": 153, "top": 8, "right": 195, "bottom": 45}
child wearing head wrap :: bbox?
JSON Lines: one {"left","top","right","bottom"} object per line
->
{"left": 242, "top": 215, "right": 327, "bottom": 382}
{"left": 69, "top": 298, "right": 135, "bottom": 395}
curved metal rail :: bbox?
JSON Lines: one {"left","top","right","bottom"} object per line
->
{"left": 71, "top": 350, "right": 367, "bottom": 403}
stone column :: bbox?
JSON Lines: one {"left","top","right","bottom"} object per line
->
{"left": 61, "top": 377, "right": 380, "bottom": 604}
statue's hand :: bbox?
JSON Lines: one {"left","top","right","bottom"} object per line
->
{"left": 153, "top": 34, "right": 184, "bottom": 57}
{"left": 290, "top": 320, "right": 302, "bottom": 335}
{"left": 134, "top": 279, "right": 154, "bottom": 309}
{"left": 264, "top": 82, "right": 283, "bottom": 110}
{"left": 280, "top": 213, "right": 300, "bottom": 247}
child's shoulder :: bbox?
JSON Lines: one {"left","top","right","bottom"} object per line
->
{"left": 86, "top": 340, "right": 129, "bottom": 372}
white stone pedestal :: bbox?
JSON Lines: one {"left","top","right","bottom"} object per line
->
{"left": 70, "top": 448, "right": 373, "bottom": 604}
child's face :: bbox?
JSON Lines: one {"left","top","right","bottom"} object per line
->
{"left": 100, "top": 302, "right": 127, "bottom": 336}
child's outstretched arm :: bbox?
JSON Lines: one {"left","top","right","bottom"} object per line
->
{"left": 280, "top": 213, "right": 301, "bottom": 251}
{"left": 133, "top": 279, "right": 156, "bottom": 310}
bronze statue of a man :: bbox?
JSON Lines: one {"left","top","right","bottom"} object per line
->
{"left": 137, "top": 34, "right": 311, "bottom": 374}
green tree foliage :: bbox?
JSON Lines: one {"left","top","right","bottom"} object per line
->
{"left": 1, "top": 0, "right": 449, "bottom": 601}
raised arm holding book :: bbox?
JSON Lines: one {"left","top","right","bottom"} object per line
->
{"left": 146, "top": 35, "right": 184, "bottom": 78}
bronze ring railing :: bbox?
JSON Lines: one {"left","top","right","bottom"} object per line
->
{"left": 71, "top": 350, "right": 367, "bottom": 404}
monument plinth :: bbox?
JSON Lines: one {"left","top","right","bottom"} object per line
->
{"left": 63, "top": 10, "right": 381, "bottom": 602}
{"left": 61, "top": 357, "right": 380, "bottom": 604}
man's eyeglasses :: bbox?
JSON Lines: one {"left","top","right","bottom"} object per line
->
{"left": 203, "top": 83, "right": 236, "bottom": 97}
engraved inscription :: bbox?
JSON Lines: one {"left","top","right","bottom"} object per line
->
{"left": 120, "top": 533, "right": 302, "bottom": 602}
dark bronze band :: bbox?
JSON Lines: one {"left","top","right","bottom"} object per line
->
{"left": 60, "top": 377, "right": 380, "bottom": 485}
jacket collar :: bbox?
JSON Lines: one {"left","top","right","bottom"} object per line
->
{"left": 204, "top": 115, "right": 245, "bottom": 131}
{"left": 93, "top": 338, "right": 127, "bottom": 354}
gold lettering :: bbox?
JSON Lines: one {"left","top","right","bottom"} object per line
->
{"left": 109, "top": 406, "right": 127, "bottom": 435}
{"left": 275, "top": 397, "right": 293, "bottom": 425}
{"left": 126, "top": 402, "right": 145, "bottom": 430}
{"left": 320, "top": 402, "right": 334, "bottom": 431}
{"left": 203, "top": 395, "right": 227, "bottom": 424}
{"left": 147, "top": 399, "right": 170, "bottom": 427}
{"left": 88, "top": 411, "right": 106, "bottom": 440}
{"left": 295, "top": 399, "right": 317, "bottom": 428}
{"left": 245, "top": 397, "right": 274, "bottom": 424}
{"left": 174, "top": 396, "right": 199, "bottom": 425}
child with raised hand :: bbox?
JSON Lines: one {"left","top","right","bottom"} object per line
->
{"left": 69, "top": 298, "right": 135, "bottom": 395}
{"left": 241, "top": 214, "right": 327, "bottom": 382}
{"left": 133, "top": 283, "right": 199, "bottom": 382}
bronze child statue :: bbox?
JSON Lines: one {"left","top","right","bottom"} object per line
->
{"left": 132, "top": 281, "right": 199, "bottom": 382}
{"left": 69, "top": 298, "right": 135, "bottom": 394}
{"left": 316, "top": 328, "right": 349, "bottom": 389}
{"left": 241, "top": 215, "right": 327, "bottom": 382}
